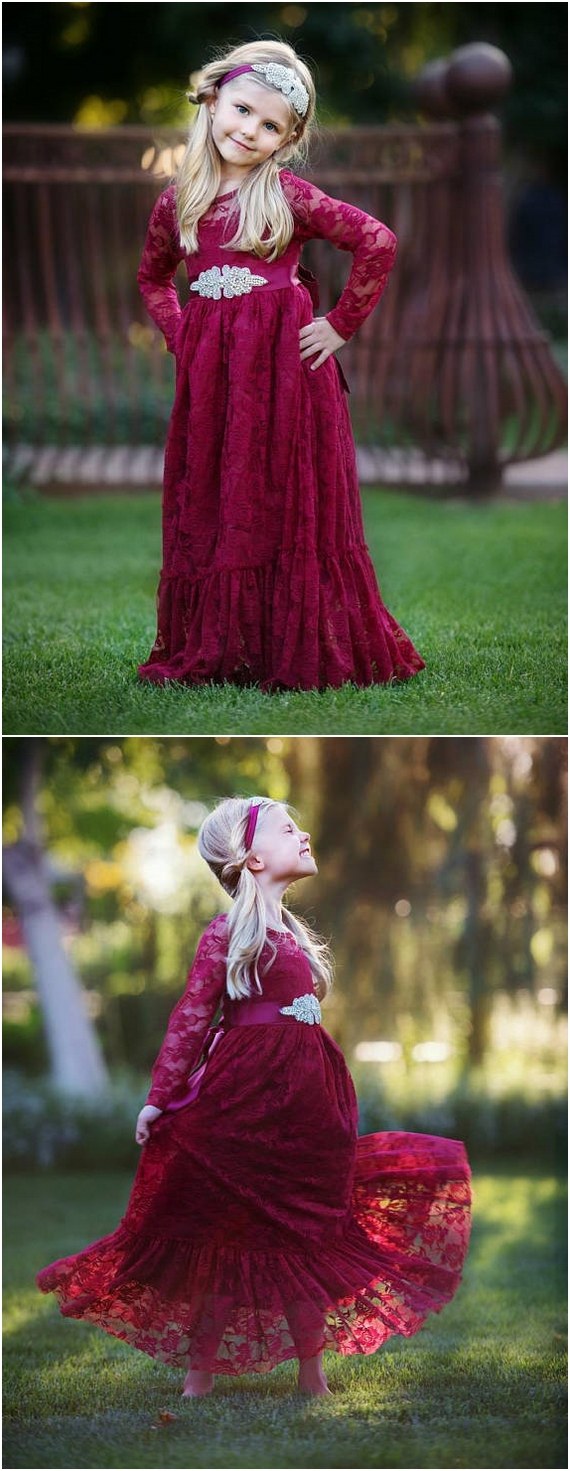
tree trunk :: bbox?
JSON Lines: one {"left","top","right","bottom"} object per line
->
{"left": 3, "top": 740, "right": 109, "bottom": 1098}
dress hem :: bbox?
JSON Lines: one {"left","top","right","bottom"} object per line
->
{"left": 137, "top": 544, "right": 426, "bottom": 691}
{"left": 36, "top": 1130, "right": 471, "bottom": 1376}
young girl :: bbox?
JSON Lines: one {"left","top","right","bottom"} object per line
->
{"left": 136, "top": 39, "right": 426, "bottom": 691}
{"left": 37, "top": 796, "right": 471, "bottom": 1400}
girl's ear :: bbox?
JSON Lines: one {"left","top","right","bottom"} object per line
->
{"left": 246, "top": 853, "right": 265, "bottom": 873}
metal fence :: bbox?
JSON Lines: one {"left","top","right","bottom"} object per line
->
{"left": 3, "top": 98, "right": 566, "bottom": 488}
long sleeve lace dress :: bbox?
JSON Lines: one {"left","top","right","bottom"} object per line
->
{"left": 135, "top": 170, "right": 426, "bottom": 691}
{"left": 36, "top": 914, "right": 471, "bottom": 1376}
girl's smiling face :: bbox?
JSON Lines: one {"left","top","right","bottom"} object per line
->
{"left": 248, "top": 803, "right": 317, "bottom": 885}
{"left": 208, "top": 76, "right": 297, "bottom": 177}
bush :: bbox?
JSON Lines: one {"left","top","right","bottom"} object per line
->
{"left": 355, "top": 1066, "right": 568, "bottom": 1164}
{"left": 2, "top": 1008, "right": 49, "bottom": 1075}
{"left": 2, "top": 1068, "right": 147, "bottom": 1172}
{"left": 3, "top": 1062, "right": 567, "bottom": 1173}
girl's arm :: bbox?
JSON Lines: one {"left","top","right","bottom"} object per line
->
{"left": 145, "top": 913, "right": 228, "bottom": 1110}
{"left": 136, "top": 186, "right": 185, "bottom": 355}
{"left": 281, "top": 170, "right": 398, "bottom": 342}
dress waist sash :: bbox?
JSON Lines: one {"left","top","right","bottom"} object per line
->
{"left": 162, "top": 998, "right": 318, "bottom": 1114}
{"left": 182, "top": 260, "right": 350, "bottom": 393}
{"left": 224, "top": 999, "right": 303, "bottom": 1025}
{"left": 187, "top": 260, "right": 301, "bottom": 295}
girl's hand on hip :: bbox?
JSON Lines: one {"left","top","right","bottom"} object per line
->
{"left": 135, "top": 1104, "right": 163, "bottom": 1145}
{"left": 299, "top": 317, "right": 347, "bottom": 371}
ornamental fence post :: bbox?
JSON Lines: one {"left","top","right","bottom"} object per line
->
{"left": 413, "top": 42, "right": 567, "bottom": 491}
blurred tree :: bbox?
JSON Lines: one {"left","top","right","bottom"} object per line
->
{"left": 3, "top": 736, "right": 566, "bottom": 1081}
{"left": 3, "top": 738, "right": 109, "bottom": 1098}
{"left": 283, "top": 736, "right": 567, "bottom": 1058}
{"left": 2, "top": 736, "right": 290, "bottom": 1084}
{"left": 428, "top": 738, "right": 493, "bottom": 1066}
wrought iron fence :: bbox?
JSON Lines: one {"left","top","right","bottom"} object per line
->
{"left": 3, "top": 48, "right": 566, "bottom": 488}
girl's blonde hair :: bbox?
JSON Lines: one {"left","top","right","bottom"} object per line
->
{"left": 174, "top": 40, "right": 317, "bottom": 261}
{"left": 197, "top": 796, "right": 334, "bottom": 1002}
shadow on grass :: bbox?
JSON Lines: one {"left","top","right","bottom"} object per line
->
{"left": 3, "top": 1168, "right": 567, "bottom": 1468}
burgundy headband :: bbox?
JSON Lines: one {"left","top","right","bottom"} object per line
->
{"left": 217, "top": 65, "right": 258, "bottom": 90}
{"left": 244, "top": 801, "right": 261, "bottom": 851}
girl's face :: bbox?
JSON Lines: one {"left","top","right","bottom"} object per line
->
{"left": 248, "top": 803, "right": 317, "bottom": 884}
{"left": 208, "top": 76, "right": 297, "bottom": 177}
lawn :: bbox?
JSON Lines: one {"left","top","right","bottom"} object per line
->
{"left": 2, "top": 490, "right": 567, "bottom": 735}
{"left": 3, "top": 1165, "right": 566, "bottom": 1469}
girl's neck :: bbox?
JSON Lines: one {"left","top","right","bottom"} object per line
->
{"left": 215, "top": 176, "right": 242, "bottom": 196}
{"left": 257, "top": 880, "right": 288, "bottom": 931}
{"left": 264, "top": 904, "right": 285, "bottom": 930}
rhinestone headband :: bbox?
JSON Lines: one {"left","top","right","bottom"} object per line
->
{"left": 217, "top": 62, "right": 309, "bottom": 118}
{"left": 244, "top": 802, "right": 261, "bottom": 851}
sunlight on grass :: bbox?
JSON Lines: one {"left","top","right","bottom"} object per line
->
{"left": 3, "top": 1290, "right": 50, "bottom": 1335}
{"left": 3, "top": 1167, "right": 566, "bottom": 1468}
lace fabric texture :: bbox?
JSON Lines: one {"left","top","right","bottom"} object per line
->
{"left": 136, "top": 188, "right": 186, "bottom": 353}
{"left": 279, "top": 170, "right": 398, "bottom": 341}
{"left": 135, "top": 172, "right": 425, "bottom": 691}
{"left": 136, "top": 169, "right": 398, "bottom": 347}
{"left": 36, "top": 916, "right": 472, "bottom": 1375}
{"left": 145, "top": 914, "right": 229, "bottom": 1111}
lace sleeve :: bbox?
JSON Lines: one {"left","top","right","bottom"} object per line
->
{"left": 145, "top": 914, "right": 228, "bottom": 1109}
{"left": 136, "top": 185, "right": 185, "bottom": 355}
{"left": 281, "top": 169, "right": 398, "bottom": 342}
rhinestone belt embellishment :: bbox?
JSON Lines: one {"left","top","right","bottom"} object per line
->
{"left": 190, "top": 264, "right": 269, "bottom": 300}
{"left": 279, "top": 993, "right": 322, "bottom": 1025}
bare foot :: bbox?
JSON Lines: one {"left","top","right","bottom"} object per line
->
{"left": 182, "top": 1369, "right": 214, "bottom": 1398}
{"left": 297, "top": 1370, "right": 333, "bottom": 1397}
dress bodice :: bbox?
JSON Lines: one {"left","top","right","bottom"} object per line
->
{"left": 137, "top": 167, "right": 398, "bottom": 353}
{"left": 240, "top": 929, "right": 316, "bottom": 1002}
{"left": 145, "top": 914, "right": 320, "bottom": 1110}
{"left": 190, "top": 193, "right": 303, "bottom": 286}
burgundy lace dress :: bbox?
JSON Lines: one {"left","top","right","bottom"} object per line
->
{"left": 136, "top": 170, "right": 426, "bottom": 690}
{"left": 36, "top": 914, "right": 471, "bottom": 1376}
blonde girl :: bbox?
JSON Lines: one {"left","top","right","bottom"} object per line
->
{"left": 38, "top": 796, "right": 470, "bottom": 1399}
{"left": 136, "top": 39, "right": 426, "bottom": 692}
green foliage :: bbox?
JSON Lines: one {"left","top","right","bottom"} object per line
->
{"left": 354, "top": 1064, "right": 567, "bottom": 1166}
{"left": 2, "top": 946, "right": 33, "bottom": 989}
{"left": 3, "top": 492, "right": 567, "bottom": 735}
{"left": 3, "top": 1166, "right": 567, "bottom": 1467}
{"left": 5, "top": 333, "right": 176, "bottom": 444}
{"left": 3, "top": 1063, "right": 565, "bottom": 1174}
{"left": 3, "top": 1068, "right": 148, "bottom": 1172}
{"left": 3, "top": 737, "right": 566, "bottom": 1115}
{"left": 2, "top": 1007, "right": 48, "bottom": 1075}
{"left": 2, "top": 1, "right": 567, "bottom": 170}
{"left": 5, "top": 325, "right": 566, "bottom": 453}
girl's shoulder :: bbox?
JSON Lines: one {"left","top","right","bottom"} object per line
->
{"left": 194, "top": 911, "right": 230, "bottom": 967}
{"left": 277, "top": 168, "right": 326, "bottom": 225}
{"left": 157, "top": 181, "right": 177, "bottom": 209}
{"left": 278, "top": 167, "right": 309, "bottom": 198}
{"left": 145, "top": 181, "right": 178, "bottom": 233}
{"left": 205, "top": 910, "right": 230, "bottom": 936}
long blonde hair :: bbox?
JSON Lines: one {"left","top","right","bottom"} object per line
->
{"left": 197, "top": 796, "right": 334, "bottom": 1001}
{"left": 173, "top": 40, "right": 317, "bottom": 260}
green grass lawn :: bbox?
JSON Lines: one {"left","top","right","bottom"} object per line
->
{"left": 3, "top": 1165, "right": 566, "bottom": 1469}
{"left": 3, "top": 490, "right": 567, "bottom": 734}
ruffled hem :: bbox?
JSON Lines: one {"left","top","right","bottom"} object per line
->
{"left": 137, "top": 545, "right": 426, "bottom": 692}
{"left": 36, "top": 1132, "right": 471, "bottom": 1375}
